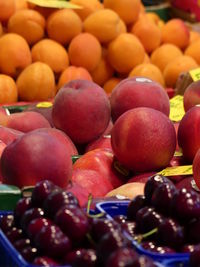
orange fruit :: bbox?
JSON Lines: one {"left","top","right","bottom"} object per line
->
{"left": 0, "top": 0, "right": 16, "bottom": 22}
{"left": 69, "top": 0, "right": 103, "bottom": 21}
{"left": 185, "top": 39, "right": 200, "bottom": 64}
{"left": 16, "top": 62, "right": 55, "bottom": 101}
{"left": 143, "top": 53, "right": 151, "bottom": 63}
{"left": 103, "top": 77, "right": 122, "bottom": 94}
{"left": 146, "top": 12, "right": 161, "bottom": 25}
{"left": 0, "top": 74, "right": 18, "bottom": 104}
{"left": 189, "top": 30, "right": 200, "bottom": 44}
{"left": 131, "top": 18, "right": 161, "bottom": 53}
{"left": 0, "top": 33, "right": 32, "bottom": 78}
{"left": 57, "top": 66, "right": 92, "bottom": 90}
{"left": 151, "top": 43, "right": 183, "bottom": 72}
{"left": 15, "top": 0, "right": 28, "bottom": 10}
{"left": 8, "top": 9, "right": 45, "bottom": 45}
{"left": 83, "top": 9, "right": 123, "bottom": 43}
{"left": 68, "top": 33, "right": 102, "bottom": 72}
{"left": 46, "top": 9, "right": 82, "bottom": 45}
{"left": 0, "top": 22, "right": 3, "bottom": 37}
{"left": 91, "top": 56, "right": 114, "bottom": 86}
{"left": 103, "top": 0, "right": 141, "bottom": 25}
{"left": 129, "top": 63, "right": 165, "bottom": 86}
{"left": 163, "top": 55, "right": 198, "bottom": 88}
{"left": 31, "top": 39, "right": 69, "bottom": 74}
{"left": 107, "top": 33, "right": 145, "bottom": 73}
{"left": 161, "top": 19, "right": 190, "bottom": 50}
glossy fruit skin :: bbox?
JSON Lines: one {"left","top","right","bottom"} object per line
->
{"left": 127, "top": 195, "right": 146, "bottom": 221}
{"left": 157, "top": 218, "right": 185, "bottom": 249}
{"left": 144, "top": 175, "right": 173, "bottom": 203}
{"left": 72, "top": 249, "right": 97, "bottom": 267}
{"left": 20, "top": 207, "right": 44, "bottom": 232}
{"left": 20, "top": 246, "right": 38, "bottom": 262}
{"left": 33, "top": 256, "right": 59, "bottom": 266}
{"left": 26, "top": 217, "right": 53, "bottom": 240}
{"left": 141, "top": 241, "right": 175, "bottom": 254}
{"left": 13, "top": 238, "right": 31, "bottom": 251}
{"left": 105, "top": 247, "right": 139, "bottom": 267}
{"left": 90, "top": 218, "right": 121, "bottom": 242}
{"left": 151, "top": 182, "right": 177, "bottom": 216}
{"left": 136, "top": 207, "right": 164, "bottom": 234}
{"left": 43, "top": 190, "right": 79, "bottom": 218}
{"left": 187, "top": 218, "right": 200, "bottom": 244}
{"left": 171, "top": 188, "right": 200, "bottom": 223}
{"left": 63, "top": 249, "right": 85, "bottom": 265}
{"left": 55, "top": 204, "right": 90, "bottom": 244}
{"left": 6, "top": 227, "right": 23, "bottom": 243}
{"left": 31, "top": 180, "right": 59, "bottom": 207}
{"left": 190, "top": 245, "right": 200, "bottom": 267}
{"left": 0, "top": 214, "right": 14, "bottom": 232}
{"left": 34, "top": 224, "right": 71, "bottom": 258}
{"left": 96, "top": 230, "right": 132, "bottom": 265}
{"left": 121, "top": 221, "right": 137, "bottom": 238}
{"left": 14, "top": 197, "right": 32, "bottom": 226}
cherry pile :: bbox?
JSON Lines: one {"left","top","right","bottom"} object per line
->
{"left": 0, "top": 180, "right": 157, "bottom": 267}
{"left": 123, "top": 174, "right": 200, "bottom": 266}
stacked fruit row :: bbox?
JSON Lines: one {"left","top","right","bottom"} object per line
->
{"left": 0, "top": 179, "right": 158, "bottom": 267}
{"left": 122, "top": 174, "right": 200, "bottom": 267}
{"left": 0, "top": 0, "right": 200, "bottom": 104}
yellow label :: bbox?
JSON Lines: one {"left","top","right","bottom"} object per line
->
{"left": 36, "top": 101, "right": 53, "bottom": 108}
{"left": 27, "top": 0, "right": 82, "bottom": 9}
{"left": 174, "top": 151, "right": 183, "bottom": 157}
{"left": 157, "top": 165, "right": 193, "bottom": 176}
{"left": 189, "top": 68, "right": 200, "bottom": 82}
{"left": 169, "top": 95, "right": 185, "bottom": 122}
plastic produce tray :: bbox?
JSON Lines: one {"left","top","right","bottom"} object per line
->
{"left": 96, "top": 201, "right": 191, "bottom": 267}
{"left": 0, "top": 209, "right": 166, "bottom": 267}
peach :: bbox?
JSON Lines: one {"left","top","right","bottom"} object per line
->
{"left": 73, "top": 148, "right": 125, "bottom": 188}
{"left": 72, "top": 169, "right": 113, "bottom": 197}
{"left": 31, "top": 128, "right": 78, "bottom": 156}
{"left": 106, "top": 182, "right": 145, "bottom": 199}
{"left": 0, "top": 111, "right": 51, "bottom": 133}
{"left": 66, "top": 182, "right": 89, "bottom": 207}
{"left": 0, "top": 126, "right": 23, "bottom": 144}
{"left": 183, "top": 80, "right": 200, "bottom": 112}
{"left": 52, "top": 79, "right": 111, "bottom": 144}
{"left": 85, "top": 135, "right": 112, "bottom": 152}
{"left": 111, "top": 107, "right": 176, "bottom": 172}
{"left": 178, "top": 106, "right": 200, "bottom": 163}
{"left": 110, "top": 77, "right": 170, "bottom": 122}
{"left": 1, "top": 131, "right": 72, "bottom": 188}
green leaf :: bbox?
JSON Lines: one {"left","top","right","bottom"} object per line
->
{"left": 27, "top": 0, "right": 82, "bottom": 9}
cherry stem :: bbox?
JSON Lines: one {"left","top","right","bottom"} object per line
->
{"left": 136, "top": 228, "right": 158, "bottom": 244}
{"left": 87, "top": 193, "right": 93, "bottom": 214}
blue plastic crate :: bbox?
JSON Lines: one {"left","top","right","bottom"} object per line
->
{"left": 96, "top": 201, "right": 191, "bottom": 266}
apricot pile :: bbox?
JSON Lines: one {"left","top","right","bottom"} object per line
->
{"left": 0, "top": 0, "right": 199, "bottom": 104}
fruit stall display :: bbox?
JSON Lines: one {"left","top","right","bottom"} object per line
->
{"left": 1, "top": 0, "right": 200, "bottom": 266}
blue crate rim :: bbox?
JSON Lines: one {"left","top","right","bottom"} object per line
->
{"left": 96, "top": 200, "right": 190, "bottom": 262}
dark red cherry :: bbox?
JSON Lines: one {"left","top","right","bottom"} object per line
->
{"left": 55, "top": 204, "right": 90, "bottom": 244}
{"left": 131, "top": 255, "right": 157, "bottom": 267}
{"left": 33, "top": 256, "right": 59, "bottom": 266}
{"left": 20, "top": 246, "right": 38, "bottom": 262}
{"left": 27, "top": 217, "right": 53, "bottom": 240}
{"left": 90, "top": 218, "right": 120, "bottom": 242}
{"left": 72, "top": 249, "right": 97, "bottom": 267}
{"left": 34, "top": 224, "right": 71, "bottom": 258}
{"left": 13, "top": 238, "right": 31, "bottom": 251}
{"left": 113, "top": 215, "right": 127, "bottom": 225}
{"left": 190, "top": 244, "right": 200, "bottom": 267}
{"left": 144, "top": 175, "right": 173, "bottom": 203}
{"left": 97, "top": 230, "right": 132, "bottom": 265}
{"left": 105, "top": 247, "right": 139, "bottom": 267}
{"left": 151, "top": 182, "right": 177, "bottom": 216}
{"left": 14, "top": 197, "right": 32, "bottom": 226}
{"left": 181, "top": 244, "right": 197, "bottom": 253}
{"left": 157, "top": 218, "right": 185, "bottom": 249}
{"left": 187, "top": 218, "right": 200, "bottom": 244}
{"left": 20, "top": 207, "right": 44, "bottom": 232}
{"left": 136, "top": 207, "right": 164, "bottom": 234}
{"left": 31, "top": 180, "right": 59, "bottom": 207}
{"left": 149, "top": 246, "right": 175, "bottom": 254}
{"left": 0, "top": 214, "right": 14, "bottom": 232}
{"left": 121, "top": 221, "right": 137, "bottom": 238}
{"left": 63, "top": 249, "right": 85, "bottom": 265}
{"left": 43, "top": 190, "right": 79, "bottom": 218}
{"left": 171, "top": 188, "right": 200, "bottom": 222}
{"left": 127, "top": 195, "right": 146, "bottom": 221}
{"left": 6, "top": 227, "right": 23, "bottom": 243}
